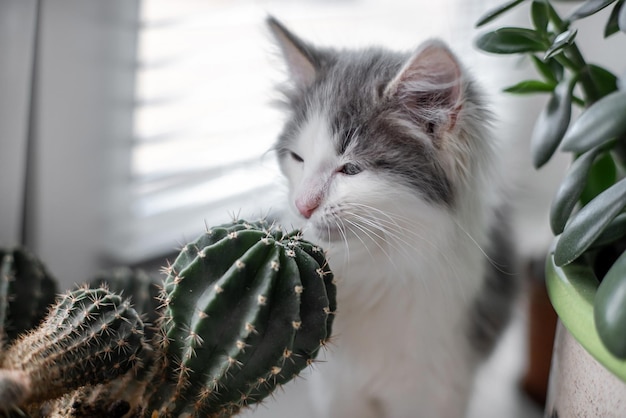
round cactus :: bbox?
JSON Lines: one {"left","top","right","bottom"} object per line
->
{"left": 146, "top": 219, "right": 336, "bottom": 417}
{"left": 1, "top": 286, "right": 146, "bottom": 406}
{"left": 0, "top": 247, "right": 58, "bottom": 349}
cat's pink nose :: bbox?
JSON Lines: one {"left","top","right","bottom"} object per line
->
{"left": 295, "top": 197, "right": 319, "bottom": 219}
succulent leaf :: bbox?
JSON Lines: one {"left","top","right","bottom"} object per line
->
{"left": 550, "top": 148, "right": 600, "bottom": 234}
{"left": 561, "top": 90, "right": 626, "bottom": 153}
{"left": 595, "top": 249, "right": 626, "bottom": 358}
{"left": 503, "top": 79, "right": 555, "bottom": 94}
{"left": 555, "top": 178, "right": 626, "bottom": 266}
{"left": 475, "top": 0, "right": 527, "bottom": 27}
{"left": 530, "top": 77, "right": 575, "bottom": 168}
{"left": 567, "top": 0, "right": 618, "bottom": 23}
{"left": 475, "top": 27, "right": 547, "bottom": 54}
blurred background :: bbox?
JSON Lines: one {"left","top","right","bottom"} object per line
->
{"left": 1, "top": 0, "right": 624, "bottom": 416}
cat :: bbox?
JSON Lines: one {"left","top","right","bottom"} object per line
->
{"left": 267, "top": 16, "right": 518, "bottom": 418}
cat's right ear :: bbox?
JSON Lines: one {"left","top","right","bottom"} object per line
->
{"left": 267, "top": 16, "right": 319, "bottom": 88}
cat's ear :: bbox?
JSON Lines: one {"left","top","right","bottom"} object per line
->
{"left": 385, "top": 40, "right": 463, "bottom": 138}
{"left": 267, "top": 16, "right": 320, "bottom": 87}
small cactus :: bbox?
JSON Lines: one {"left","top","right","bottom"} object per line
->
{"left": 0, "top": 247, "right": 58, "bottom": 351}
{"left": 89, "top": 267, "right": 161, "bottom": 341}
{"left": 146, "top": 219, "right": 336, "bottom": 417}
{"left": 1, "top": 286, "right": 146, "bottom": 406}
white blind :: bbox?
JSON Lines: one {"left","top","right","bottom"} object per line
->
{"left": 109, "top": 1, "right": 288, "bottom": 262}
{"left": 109, "top": 0, "right": 494, "bottom": 263}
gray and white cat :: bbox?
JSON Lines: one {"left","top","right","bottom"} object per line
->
{"left": 268, "top": 17, "right": 518, "bottom": 418}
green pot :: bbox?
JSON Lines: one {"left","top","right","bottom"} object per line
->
{"left": 546, "top": 253, "right": 626, "bottom": 381}
{"left": 545, "top": 253, "right": 626, "bottom": 417}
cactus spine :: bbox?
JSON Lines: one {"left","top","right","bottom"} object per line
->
{"left": 146, "top": 220, "right": 336, "bottom": 417}
{"left": 1, "top": 286, "right": 146, "bottom": 405}
{"left": 89, "top": 267, "right": 161, "bottom": 341}
{"left": 0, "top": 219, "right": 336, "bottom": 418}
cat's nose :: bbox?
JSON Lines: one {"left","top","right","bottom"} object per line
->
{"left": 295, "top": 197, "right": 319, "bottom": 219}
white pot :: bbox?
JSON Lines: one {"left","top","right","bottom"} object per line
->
{"left": 545, "top": 320, "right": 626, "bottom": 417}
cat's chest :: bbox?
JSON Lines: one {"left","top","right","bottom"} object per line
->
{"left": 326, "top": 236, "right": 486, "bottom": 353}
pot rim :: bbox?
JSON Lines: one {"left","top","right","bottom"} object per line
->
{"left": 546, "top": 253, "right": 626, "bottom": 382}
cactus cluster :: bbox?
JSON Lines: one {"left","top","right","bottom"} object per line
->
{"left": 0, "top": 219, "right": 336, "bottom": 418}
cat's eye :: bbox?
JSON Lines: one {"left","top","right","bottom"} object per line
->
{"left": 339, "top": 163, "right": 361, "bottom": 175}
{"left": 289, "top": 151, "right": 304, "bottom": 163}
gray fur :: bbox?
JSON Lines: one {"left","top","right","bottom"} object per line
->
{"left": 268, "top": 18, "right": 519, "bottom": 413}
{"left": 273, "top": 35, "right": 456, "bottom": 206}
{"left": 468, "top": 205, "right": 519, "bottom": 355}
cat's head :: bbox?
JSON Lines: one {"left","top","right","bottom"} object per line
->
{"left": 268, "top": 17, "right": 493, "bottom": 244}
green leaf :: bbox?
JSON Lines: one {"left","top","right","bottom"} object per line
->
{"left": 595, "top": 249, "right": 626, "bottom": 359}
{"left": 550, "top": 149, "right": 600, "bottom": 234}
{"left": 532, "top": 55, "right": 561, "bottom": 83}
{"left": 544, "top": 29, "right": 578, "bottom": 60}
{"left": 619, "top": 0, "right": 626, "bottom": 31}
{"left": 567, "top": 0, "right": 618, "bottom": 23}
{"left": 475, "top": 27, "right": 547, "bottom": 54}
{"left": 531, "top": 0, "right": 550, "bottom": 32}
{"left": 503, "top": 79, "right": 555, "bottom": 94}
{"left": 475, "top": 0, "right": 527, "bottom": 27}
{"left": 555, "top": 177, "right": 626, "bottom": 266}
{"left": 589, "top": 213, "right": 626, "bottom": 249}
{"left": 580, "top": 151, "right": 617, "bottom": 205}
{"left": 588, "top": 64, "right": 619, "bottom": 98}
{"left": 545, "top": 0, "right": 568, "bottom": 31}
{"left": 530, "top": 78, "right": 575, "bottom": 168}
{"left": 561, "top": 91, "right": 626, "bottom": 153}
{"left": 604, "top": 0, "right": 624, "bottom": 37}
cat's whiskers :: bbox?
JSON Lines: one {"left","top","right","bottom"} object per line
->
{"left": 451, "top": 218, "right": 513, "bottom": 276}
{"left": 333, "top": 214, "right": 353, "bottom": 267}
{"left": 343, "top": 217, "right": 400, "bottom": 273}
{"left": 343, "top": 203, "right": 474, "bottom": 300}
{"left": 345, "top": 203, "right": 443, "bottom": 258}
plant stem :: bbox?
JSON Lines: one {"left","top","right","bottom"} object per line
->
{"left": 567, "top": 45, "right": 603, "bottom": 104}
{"left": 543, "top": 0, "right": 601, "bottom": 105}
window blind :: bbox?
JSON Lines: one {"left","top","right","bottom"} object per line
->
{"left": 109, "top": 0, "right": 496, "bottom": 263}
{"left": 108, "top": 1, "right": 288, "bottom": 262}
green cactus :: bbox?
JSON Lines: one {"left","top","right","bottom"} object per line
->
{"left": 1, "top": 286, "right": 146, "bottom": 407}
{"left": 88, "top": 267, "right": 161, "bottom": 341}
{"left": 0, "top": 219, "right": 336, "bottom": 418}
{"left": 0, "top": 247, "right": 58, "bottom": 350}
{"left": 146, "top": 219, "right": 336, "bottom": 418}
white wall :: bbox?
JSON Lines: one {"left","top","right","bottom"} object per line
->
{"left": 0, "top": 0, "right": 139, "bottom": 289}
{"left": 0, "top": 0, "right": 37, "bottom": 246}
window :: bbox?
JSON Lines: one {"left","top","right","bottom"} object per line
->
{"left": 111, "top": 0, "right": 501, "bottom": 263}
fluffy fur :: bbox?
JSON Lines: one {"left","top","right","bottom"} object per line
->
{"left": 268, "top": 17, "right": 518, "bottom": 418}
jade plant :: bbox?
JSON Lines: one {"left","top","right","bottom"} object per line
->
{"left": 0, "top": 219, "right": 336, "bottom": 417}
{"left": 475, "top": 0, "right": 626, "bottom": 358}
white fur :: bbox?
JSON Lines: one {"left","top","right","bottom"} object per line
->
{"left": 280, "top": 111, "right": 494, "bottom": 418}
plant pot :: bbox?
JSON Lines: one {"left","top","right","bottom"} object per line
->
{"left": 544, "top": 254, "right": 626, "bottom": 417}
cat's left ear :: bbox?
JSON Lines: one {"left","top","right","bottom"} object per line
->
{"left": 267, "top": 16, "right": 320, "bottom": 88}
{"left": 385, "top": 40, "right": 463, "bottom": 139}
